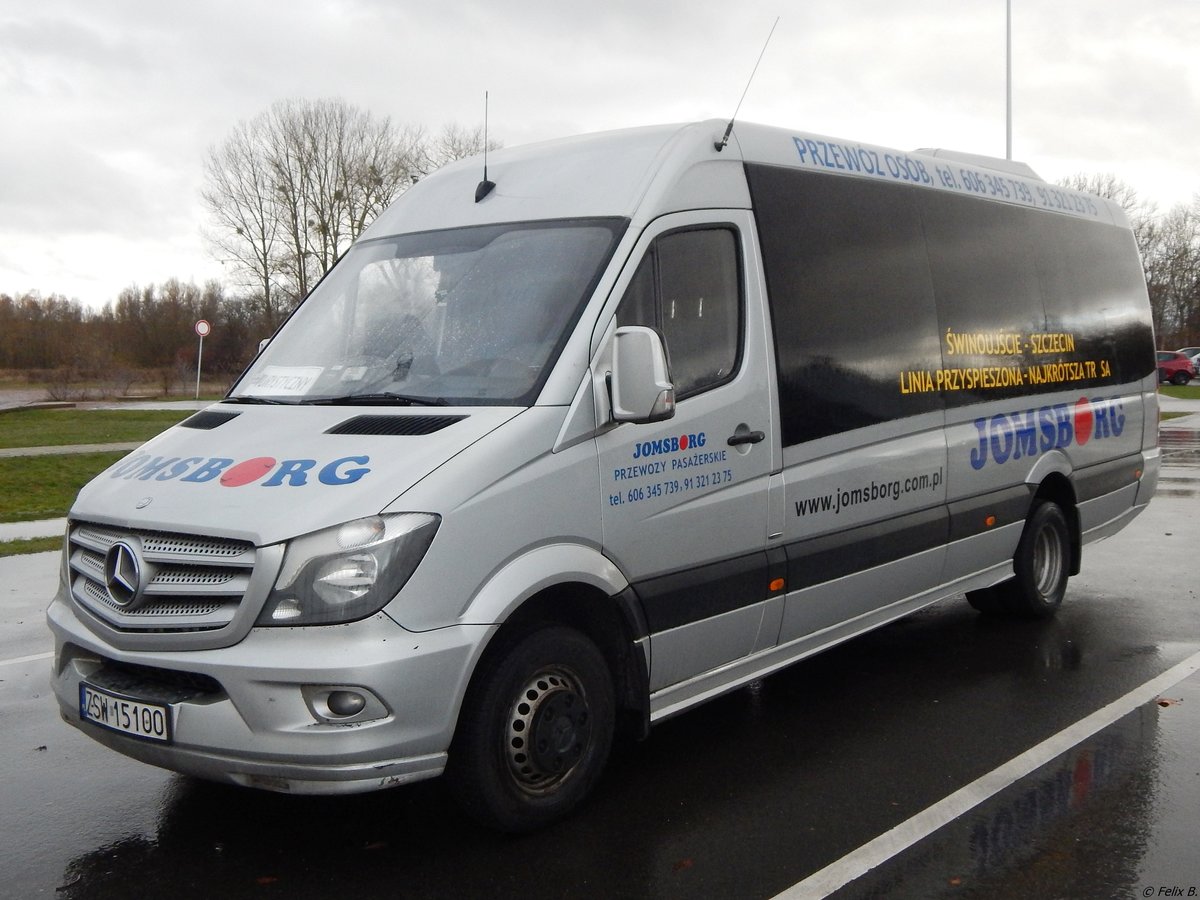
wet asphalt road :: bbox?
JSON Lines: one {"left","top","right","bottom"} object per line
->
{"left": 2, "top": 430, "right": 1198, "bottom": 900}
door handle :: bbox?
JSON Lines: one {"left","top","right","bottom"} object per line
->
{"left": 727, "top": 429, "right": 765, "bottom": 446}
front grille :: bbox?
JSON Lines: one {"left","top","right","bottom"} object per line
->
{"left": 69, "top": 522, "right": 257, "bottom": 634}
{"left": 89, "top": 658, "right": 224, "bottom": 704}
{"left": 82, "top": 578, "right": 224, "bottom": 617}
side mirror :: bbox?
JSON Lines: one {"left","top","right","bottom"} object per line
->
{"left": 257, "top": 338, "right": 271, "bottom": 354}
{"left": 610, "top": 326, "right": 675, "bottom": 423}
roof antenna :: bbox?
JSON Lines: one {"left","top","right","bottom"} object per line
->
{"left": 715, "top": 17, "right": 780, "bottom": 152}
{"left": 475, "top": 91, "right": 496, "bottom": 202}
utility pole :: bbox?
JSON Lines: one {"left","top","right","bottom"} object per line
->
{"left": 1006, "top": 0, "right": 1013, "bottom": 160}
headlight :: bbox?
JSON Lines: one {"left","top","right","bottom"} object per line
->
{"left": 257, "top": 513, "right": 439, "bottom": 626}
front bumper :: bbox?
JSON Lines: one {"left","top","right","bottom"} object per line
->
{"left": 48, "top": 594, "right": 492, "bottom": 794}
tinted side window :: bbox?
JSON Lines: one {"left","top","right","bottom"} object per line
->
{"left": 1030, "top": 214, "right": 1154, "bottom": 386}
{"left": 617, "top": 228, "right": 742, "bottom": 399}
{"left": 748, "top": 162, "right": 1155, "bottom": 446}
{"left": 745, "top": 164, "right": 942, "bottom": 446}
{"left": 922, "top": 190, "right": 1154, "bottom": 401}
{"left": 921, "top": 192, "right": 1047, "bottom": 406}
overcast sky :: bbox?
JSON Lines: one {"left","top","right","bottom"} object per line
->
{"left": 2, "top": 0, "right": 1197, "bottom": 310}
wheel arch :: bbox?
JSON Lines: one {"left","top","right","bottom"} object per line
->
{"left": 1029, "top": 470, "right": 1081, "bottom": 576}
{"left": 458, "top": 544, "right": 650, "bottom": 741}
{"left": 492, "top": 582, "right": 650, "bottom": 739}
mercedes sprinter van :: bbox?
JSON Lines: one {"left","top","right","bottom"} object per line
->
{"left": 49, "top": 120, "right": 1159, "bottom": 831}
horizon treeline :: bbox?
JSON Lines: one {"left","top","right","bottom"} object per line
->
{"left": 0, "top": 280, "right": 270, "bottom": 394}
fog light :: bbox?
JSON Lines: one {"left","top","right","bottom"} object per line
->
{"left": 302, "top": 685, "right": 387, "bottom": 724}
{"left": 326, "top": 690, "right": 367, "bottom": 717}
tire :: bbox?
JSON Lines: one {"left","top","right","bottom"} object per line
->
{"left": 1171, "top": 371, "right": 1191, "bottom": 386}
{"left": 968, "top": 501, "right": 1070, "bottom": 619}
{"left": 447, "top": 625, "right": 615, "bottom": 833}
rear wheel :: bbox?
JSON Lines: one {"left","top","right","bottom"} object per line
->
{"left": 447, "top": 625, "right": 615, "bottom": 832}
{"left": 967, "top": 501, "right": 1070, "bottom": 619}
{"left": 1171, "top": 371, "right": 1191, "bottom": 385}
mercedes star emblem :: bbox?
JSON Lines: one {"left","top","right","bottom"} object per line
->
{"left": 103, "top": 542, "right": 144, "bottom": 608}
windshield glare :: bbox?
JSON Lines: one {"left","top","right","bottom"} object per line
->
{"left": 232, "top": 219, "right": 625, "bottom": 405}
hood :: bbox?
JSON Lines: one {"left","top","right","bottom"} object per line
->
{"left": 70, "top": 404, "right": 523, "bottom": 546}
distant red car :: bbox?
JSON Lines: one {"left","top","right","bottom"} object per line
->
{"left": 1157, "top": 350, "right": 1195, "bottom": 385}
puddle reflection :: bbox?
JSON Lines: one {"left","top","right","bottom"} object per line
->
{"left": 838, "top": 701, "right": 1165, "bottom": 899}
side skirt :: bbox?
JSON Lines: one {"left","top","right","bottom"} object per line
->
{"left": 648, "top": 562, "right": 1008, "bottom": 723}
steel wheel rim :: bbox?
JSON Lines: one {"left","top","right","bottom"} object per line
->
{"left": 1032, "top": 523, "right": 1064, "bottom": 598}
{"left": 504, "top": 667, "right": 591, "bottom": 795}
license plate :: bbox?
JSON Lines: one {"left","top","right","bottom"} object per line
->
{"left": 79, "top": 683, "right": 172, "bottom": 743}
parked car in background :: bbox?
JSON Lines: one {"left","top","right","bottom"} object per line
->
{"left": 1157, "top": 350, "right": 1196, "bottom": 385}
{"left": 1176, "top": 347, "right": 1200, "bottom": 372}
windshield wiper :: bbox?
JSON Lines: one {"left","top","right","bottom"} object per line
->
{"left": 222, "top": 396, "right": 292, "bottom": 405}
{"left": 302, "top": 392, "right": 448, "bottom": 407}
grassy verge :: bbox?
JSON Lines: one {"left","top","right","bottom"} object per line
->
{"left": 0, "top": 536, "right": 63, "bottom": 557}
{"left": 0, "top": 408, "right": 192, "bottom": 449}
{"left": 0, "top": 451, "right": 127, "bottom": 522}
{"left": 3, "top": 408, "right": 199, "bottom": 558}
{"left": 1159, "top": 383, "right": 1200, "bottom": 400}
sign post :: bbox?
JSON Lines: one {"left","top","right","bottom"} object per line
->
{"left": 194, "top": 320, "right": 211, "bottom": 399}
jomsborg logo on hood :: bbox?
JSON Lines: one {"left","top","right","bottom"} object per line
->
{"left": 108, "top": 453, "right": 371, "bottom": 488}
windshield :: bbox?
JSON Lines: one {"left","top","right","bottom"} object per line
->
{"left": 230, "top": 219, "right": 626, "bottom": 405}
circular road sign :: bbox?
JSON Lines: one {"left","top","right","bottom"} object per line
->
{"left": 195, "top": 319, "right": 211, "bottom": 337}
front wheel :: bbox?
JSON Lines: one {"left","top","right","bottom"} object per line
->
{"left": 447, "top": 625, "right": 615, "bottom": 832}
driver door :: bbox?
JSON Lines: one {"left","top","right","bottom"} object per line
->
{"left": 595, "top": 211, "right": 779, "bottom": 692}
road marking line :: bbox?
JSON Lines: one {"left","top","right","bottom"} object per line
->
{"left": 774, "top": 649, "right": 1200, "bottom": 899}
{"left": 0, "top": 650, "right": 54, "bottom": 668}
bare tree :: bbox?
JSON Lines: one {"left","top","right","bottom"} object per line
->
{"left": 1057, "top": 173, "right": 1200, "bottom": 345}
{"left": 203, "top": 98, "right": 431, "bottom": 322}
{"left": 1057, "top": 172, "right": 1147, "bottom": 213}
{"left": 1140, "top": 203, "right": 1200, "bottom": 345}
{"left": 202, "top": 121, "right": 286, "bottom": 329}
{"left": 417, "top": 122, "right": 502, "bottom": 175}
{"left": 1057, "top": 172, "right": 1158, "bottom": 254}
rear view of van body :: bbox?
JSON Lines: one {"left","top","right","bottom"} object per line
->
{"left": 48, "top": 120, "right": 1159, "bottom": 831}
